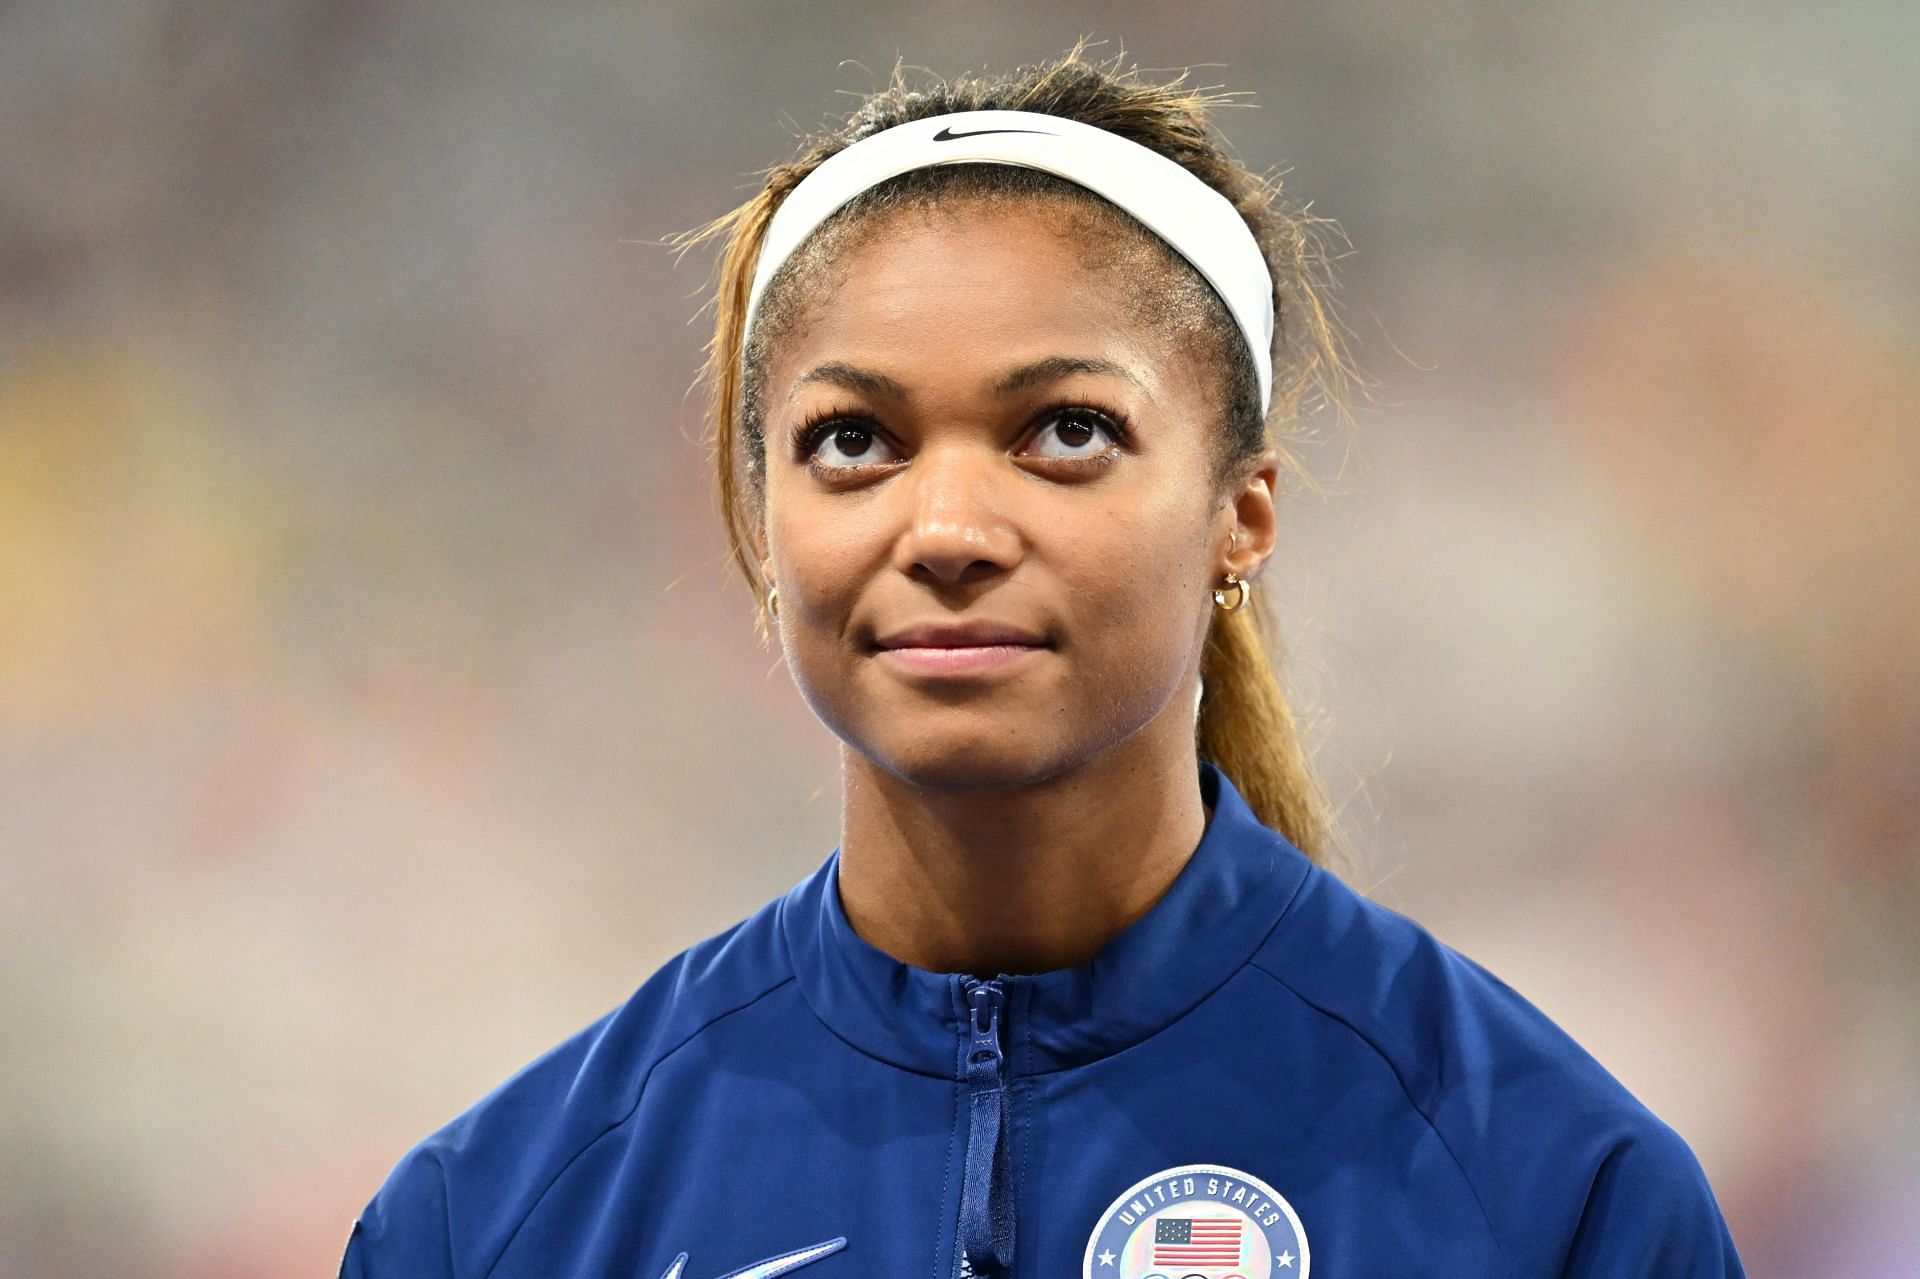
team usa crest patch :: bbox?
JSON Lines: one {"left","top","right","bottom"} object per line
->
{"left": 1082, "top": 1164, "right": 1309, "bottom": 1279}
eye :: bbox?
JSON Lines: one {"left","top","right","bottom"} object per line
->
{"left": 804, "top": 419, "right": 901, "bottom": 469}
{"left": 1022, "top": 407, "right": 1123, "bottom": 460}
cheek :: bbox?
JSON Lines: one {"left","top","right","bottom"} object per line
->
{"left": 1049, "top": 487, "right": 1214, "bottom": 669}
{"left": 765, "top": 488, "right": 871, "bottom": 617}
{"left": 763, "top": 491, "right": 891, "bottom": 730}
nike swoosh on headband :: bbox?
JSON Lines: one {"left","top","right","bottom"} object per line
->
{"left": 655, "top": 1237, "right": 847, "bottom": 1279}
{"left": 742, "top": 108, "right": 1277, "bottom": 413}
{"left": 931, "top": 124, "right": 1054, "bottom": 141}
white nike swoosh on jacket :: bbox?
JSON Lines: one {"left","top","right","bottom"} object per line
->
{"left": 656, "top": 1237, "right": 846, "bottom": 1279}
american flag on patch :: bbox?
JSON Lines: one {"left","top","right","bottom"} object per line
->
{"left": 1152, "top": 1216, "right": 1244, "bottom": 1267}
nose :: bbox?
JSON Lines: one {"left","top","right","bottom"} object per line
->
{"left": 891, "top": 442, "right": 1023, "bottom": 589}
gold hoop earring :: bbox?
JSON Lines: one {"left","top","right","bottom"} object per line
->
{"left": 1212, "top": 573, "right": 1251, "bottom": 614}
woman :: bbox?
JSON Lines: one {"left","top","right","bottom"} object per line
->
{"left": 342, "top": 52, "right": 1744, "bottom": 1279}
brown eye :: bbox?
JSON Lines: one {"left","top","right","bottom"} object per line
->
{"left": 809, "top": 422, "right": 900, "bottom": 468}
{"left": 1024, "top": 409, "right": 1120, "bottom": 460}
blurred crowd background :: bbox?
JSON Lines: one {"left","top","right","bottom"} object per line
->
{"left": 3, "top": 2, "right": 1916, "bottom": 1275}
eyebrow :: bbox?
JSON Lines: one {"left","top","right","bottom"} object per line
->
{"left": 790, "top": 361, "right": 908, "bottom": 399}
{"left": 993, "top": 355, "right": 1142, "bottom": 395}
{"left": 789, "top": 355, "right": 1142, "bottom": 401}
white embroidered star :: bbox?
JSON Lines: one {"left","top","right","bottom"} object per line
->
{"left": 1097, "top": 1249, "right": 1116, "bottom": 1266}
{"left": 1275, "top": 1249, "right": 1295, "bottom": 1268}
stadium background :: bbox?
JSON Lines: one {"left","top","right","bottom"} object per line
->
{"left": 2, "top": 2, "right": 1915, "bottom": 1274}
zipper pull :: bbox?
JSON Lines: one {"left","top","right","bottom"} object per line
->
{"left": 966, "top": 980, "right": 1005, "bottom": 1088}
{"left": 957, "top": 979, "right": 1013, "bottom": 1276}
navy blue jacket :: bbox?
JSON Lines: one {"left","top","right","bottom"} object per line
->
{"left": 342, "top": 765, "right": 1744, "bottom": 1278}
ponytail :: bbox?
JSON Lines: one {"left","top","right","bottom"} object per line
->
{"left": 1198, "top": 602, "right": 1333, "bottom": 865}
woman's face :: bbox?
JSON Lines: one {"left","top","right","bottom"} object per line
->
{"left": 758, "top": 200, "right": 1270, "bottom": 792}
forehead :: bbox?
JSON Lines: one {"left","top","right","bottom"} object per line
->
{"left": 761, "top": 199, "right": 1196, "bottom": 402}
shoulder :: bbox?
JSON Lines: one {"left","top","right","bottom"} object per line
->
{"left": 1249, "top": 864, "right": 1742, "bottom": 1273}
{"left": 340, "top": 888, "right": 800, "bottom": 1279}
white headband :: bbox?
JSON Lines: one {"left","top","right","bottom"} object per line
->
{"left": 744, "top": 109, "right": 1276, "bottom": 411}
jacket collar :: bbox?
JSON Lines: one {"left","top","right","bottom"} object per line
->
{"left": 779, "top": 763, "right": 1314, "bottom": 1077}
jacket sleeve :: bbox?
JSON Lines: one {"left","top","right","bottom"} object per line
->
{"left": 1561, "top": 1123, "right": 1745, "bottom": 1278}
{"left": 337, "top": 1146, "right": 458, "bottom": 1279}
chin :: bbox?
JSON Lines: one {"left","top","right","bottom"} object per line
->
{"left": 798, "top": 666, "right": 1163, "bottom": 795}
{"left": 854, "top": 721, "right": 1075, "bottom": 794}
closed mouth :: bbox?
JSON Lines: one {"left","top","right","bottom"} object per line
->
{"left": 871, "top": 620, "right": 1050, "bottom": 652}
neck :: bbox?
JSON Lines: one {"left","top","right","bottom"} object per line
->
{"left": 834, "top": 724, "right": 1208, "bottom": 976}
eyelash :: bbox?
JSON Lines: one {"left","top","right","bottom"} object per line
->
{"left": 789, "top": 405, "right": 881, "bottom": 460}
{"left": 788, "top": 401, "right": 1134, "bottom": 466}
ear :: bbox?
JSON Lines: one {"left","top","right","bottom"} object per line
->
{"left": 1220, "top": 453, "right": 1281, "bottom": 581}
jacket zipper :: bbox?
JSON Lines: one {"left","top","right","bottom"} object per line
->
{"left": 956, "top": 977, "right": 1014, "bottom": 1277}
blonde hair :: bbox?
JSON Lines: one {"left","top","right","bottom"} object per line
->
{"left": 678, "top": 47, "right": 1352, "bottom": 864}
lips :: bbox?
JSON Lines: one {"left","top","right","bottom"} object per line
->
{"left": 873, "top": 620, "right": 1048, "bottom": 650}
{"left": 871, "top": 620, "right": 1049, "bottom": 677}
